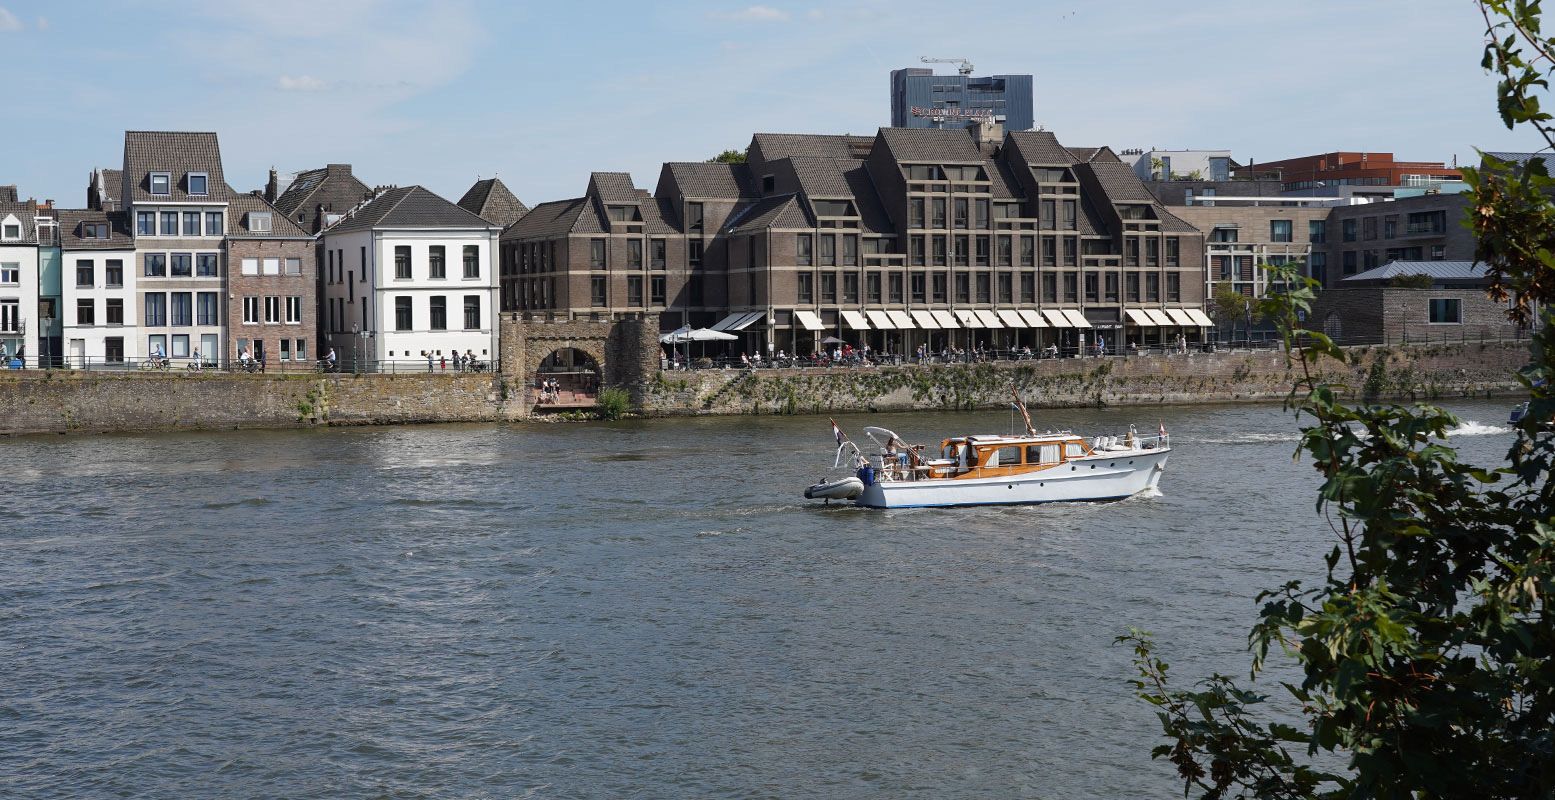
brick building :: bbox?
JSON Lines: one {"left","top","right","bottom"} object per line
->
{"left": 1315, "top": 193, "right": 1473, "bottom": 285}
{"left": 502, "top": 123, "right": 1212, "bottom": 356}
{"left": 1171, "top": 204, "right": 1332, "bottom": 296}
{"left": 1257, "top": 151, "right": 1461, "bottom": 195}
{"left": 1307, "top": 261, "right": 1530, "bottom": 344}
{"left": 226, "top": 193, "right": 316, "bottom": 367}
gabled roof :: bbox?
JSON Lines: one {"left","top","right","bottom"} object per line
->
{"left": 121, "top": 131, "right": 237, "bottom": 204}
{"left": 587, "top": 172, "right": 639, "bottom": 204}
{"left": 724, "top": 194, "right": 811, "bottom": 235}
{"left": 750, "top": 133, "right": 873, "bottom": 163}
{"left": 0, "top": 186, "right": 17, "bottom": 203}
{"left": 0, "top": 201, "right": 40, "bottom": 244}
{"left": 661, "top": 162, "right": 758, "bottom": 198}
{"left": 1006, "top": 130, "right": 1076, "bottom": 165}
{"left": 789, "top": 157, "right": 855, "bottom": 197}
{"left": 56, "top": 208, "right": 133, "bottom": 250}
{"left": 227, "top": 193, "right": 310, "bottom": 238}
{"left": 502, "top": 197, "right": 595, "bottom": 239}
{"left": 877, "top": 127, "right": 985, "bottom": 163}
{"left": 1086, "top": 160, "right": 1159, "bottom": 204}
{"left": 457, "top": 178, "right": 529, "bottom": 227}
{"left": 1343, "top": 260, "right": 1488, "bottom": 283}
{"left": 272, "top": 164, "right": 373, "bottom": 227}
{"left": 326, "top": 186, "right": 500, "bottom": 234}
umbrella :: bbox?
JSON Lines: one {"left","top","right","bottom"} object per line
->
{"left": 659, "top": 325, "right": 693, "bottom": 344}
{"left": 687, "top": 328, "right": 738, "bottom": 342}
{"left": 821, "top": 336, "right": 847, "bottom": 345}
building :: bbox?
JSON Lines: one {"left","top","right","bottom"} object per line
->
{"left": 0, "top": 198, "right": 42, "bottom": 362}
{"left": 1145, "top": 179, "right": 1290, "bottom": 207}
{"left": 457, "top": 178, "right": 529, "bottom": 228}
{"left": 1315, "top": 193, "right": 1472, "bottom": 285}
{"left": 58, "top": 207, "right": 136, "bottom": 366}
{"left": 890, "top": 68, "right": 1034, "bottom": 131}
{"left": 503, "top": 122, "right": 1212, "bottom": 356}
{"left": 1307, "top": 261, "right": 1529, "bottom": 344}
{"left": 1256, "top": 151, "right": 1461, "bottom": 196}
{"left": 1120, "top": 149, "right": 1234, "bottom": 183}
{"left": 226, "top": 193, "right": 316, "bottom": 366}
{"left": 1172, "top": 204, "right": 1332, "bottom": 298}
{"left": 267, "top": 163, "right": 373, "bottom": 235}
{"left": 319, "top": 186, "right": 503, "bottom": 369}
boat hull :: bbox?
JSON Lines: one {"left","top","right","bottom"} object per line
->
{"left": 854, "top": 448, "right": 1170, "bottom": 508}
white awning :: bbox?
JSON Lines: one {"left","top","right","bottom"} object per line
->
{"left": 931, "top": 310, "right": 960, "bottom": 329}
{"left": 975, "top": 309, "right": 1004, "bottom": 328}
{"left": 887, "top": 310, "right": 916, "bottom": 329}
{"left": 996, "top": 309, "right": 1026, "bottom": 327}
{"left": 1042, "top": 309, "right": 1071, "bottom": 327}
{"left": 795, "top": 310, "right": 824, "bottom": 331}
{"left": 865, "top": 310, "right": 894, "bottom": 329}
{"left": 841, "top": 310, "right": 871, "bottom": 331}
{"left": 710, "top": 312, "right": 746, "bottom": 331}
{"left": 728, "top": 311, "right": 765, "bottom": 330}
{"left": 1018, "top": 309, "right": 1048, "bottom": 327}
{"left": 1166, "top": 308, "right": 1197, "bottom": 327}
{"left": 1125, "top": 309, "right": 1157, "bottom": 326}
{"left": 1062, "top": 309, "right": 1092, "bottom": 328}
{"left": 954, "top": 309, "right": 983, "bottom": 328}
{"left": 1186, "top": 308, "right": 1216, "bottom": 327}
{"left": 1145, "top": 309, "right": 1176, "bottom": 326}
{"left": 910, "top": 309, "right": 939, "bottom": 329}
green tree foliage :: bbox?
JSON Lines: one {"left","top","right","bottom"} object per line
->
{"left": 595, "top": 387, "right": 631, "bottom": 420}
{"left": 708, "top": 149, "right": 747, "bottom": 164}
{"left": 1387, "top": 273, "right": 1435, "bottom": 289}
{"left": 1120, "top": 4, "right": 1555, "bottom": 796}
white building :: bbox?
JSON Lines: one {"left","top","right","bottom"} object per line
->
{"left": 1120, "top": 148, "right": 1234, "bottom": 183}
{"left": 58, "top": 208, "right": 138, "bottom": 365}
{"left": 319, "top": 186, "right": 503, "bottom": 370}
{"left": 0, "top": 201, "right": 42, "bottom": 363}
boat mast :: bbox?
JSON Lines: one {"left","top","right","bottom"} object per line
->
{"left": 1011, "top": 390, "right": 1036, "bottom": 437}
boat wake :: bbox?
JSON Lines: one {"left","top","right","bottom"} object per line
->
{"left": 1191, "top": 432, "right": 1302, "bottom": 445}
{"left": 1443, "top": 421, "right": 1512, "bottom": 437}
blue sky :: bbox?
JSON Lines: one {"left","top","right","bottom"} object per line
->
{"left": 0, "top": 0, "right": 1543, "bottom": 208}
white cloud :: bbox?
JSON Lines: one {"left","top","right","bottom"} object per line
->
{"left": 715, "top": 5, "right": 789, "bottom": 22}
{"left": 277, "top": 74, "right": 326, "bottom": 92}
{"left": 0, "top": 7, "right": 22, "bottom": 31}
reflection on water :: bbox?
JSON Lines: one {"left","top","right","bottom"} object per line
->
{"left": 0, "top": 399, "right": 1519, "bottom": 798}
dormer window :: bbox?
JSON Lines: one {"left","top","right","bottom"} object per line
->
{"left": 812, "top": 199, "right": 856, "bottom": 217}
{"left": 187, "top": 173, "right": 208, "bottom": 196}
{"left": 150, "top": 172, "right": 171, "bottom": 196}
{"left": 82, "top": 223, "right": 109, "bottom": 239}
{"left": 248, "top": 212, "right": 272, "bottom": 233}
{"left": 607, "top": 205, "right": 638, "bottom": 222}
{"left": 1, "top": 220, "right": 19, "bottom": 240}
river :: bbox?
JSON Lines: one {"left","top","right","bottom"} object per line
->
{"left": 0, "top": 398, "right": 1520, "bottom": 799}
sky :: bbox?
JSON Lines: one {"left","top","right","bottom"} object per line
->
{"left": 0, "top": 0, "right": 1544, "bottom": 209}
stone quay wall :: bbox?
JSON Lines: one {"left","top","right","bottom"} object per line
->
{"left": 639, "top": 341, "right": 1530, "bottom": 417}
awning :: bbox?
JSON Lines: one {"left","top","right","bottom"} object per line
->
{"left": 1166, "top": 308, "right": 1197, "bottom": 327}
{"left": 931, "top": 310, "right": 960, "bottom": 329}
{"left": 865, "top": 310, "right": 894, "bottom": 329}
{"left": 1124, "top": 309, "right": 1157, "bottom": 326}
{"left": 887, "top": 310, "right": 916, "bottom": 329}
{"left": 975, "top": 309, "right": 1004, "bottom": 328}
{"left": 910, "top": 309, "right": 940, "bottom": 329}
{"left": 1186, "top": 308, "right": 1215, "bottom": 327}
{"left": 1042, "top": 309, "right": 1071, "bottom": 327}
{"left": 1062, "top": 309, "right": 1092, "bottom": 328}
{"left": 997, "top": 309, "right": 1026, "bottom": 327}
{"left": 731, "top": 311, "right": 765, "bottom": 330}
{"left": 1018, "top": 309, "right": 1047, "bottom": 327}
{"left": 710, "top": 312, "right": 747, "bottom": 331}
{"left": 1145, "top": 309, "right": 1176, "bottom": 326}
{"left": 841, "top": 310, "right": 871, "bottom": 331}
{"left": 794, "top": 310, "right": 824, "bottom": 331}
{"left": 954, "top": 309, "right": 983, "bottom": 328}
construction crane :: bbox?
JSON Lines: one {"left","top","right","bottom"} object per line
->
{"left": 920, "top": 56, "right": 973, "bottom": 76}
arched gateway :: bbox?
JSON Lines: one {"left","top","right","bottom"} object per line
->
{"left": 533, "top": 348, "right": 602, "bottom": 408}
{"left": 497, "top": 311, "right": 661, "bottom": 414}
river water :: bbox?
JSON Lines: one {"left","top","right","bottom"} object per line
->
{"left": 0, "top": 398, "right": 1519, "bottom": 799}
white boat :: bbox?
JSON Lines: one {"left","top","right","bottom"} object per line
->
{"left": 810, "top": 397, "right": 1170, "bottom": 509}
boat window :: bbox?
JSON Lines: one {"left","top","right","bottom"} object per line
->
{"left": 1064, "top": 442, "right": 1087, "bottom": 459}
{"left": 1028, "top": 444, "right": 1060, "bottom": 464}
{"left": 991, "top": 446, "right": 1021, "bottom": 467}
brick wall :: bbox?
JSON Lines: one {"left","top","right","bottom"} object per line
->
{"left": 226, "top": 238, "right": 317, "bottom": 363}
{"left": 1309, "top": 287, "right": 1526, "bottom": 344}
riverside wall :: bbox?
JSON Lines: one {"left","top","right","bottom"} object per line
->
{"left": 0, "top": 341, "right": 1530, "bottom": 435}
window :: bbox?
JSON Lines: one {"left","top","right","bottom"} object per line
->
{"left": 160, "top": 212, "right": 177, "bottom": 235}
{"left": 931, "top": 198, "right": 947, "bottom": 228}
{"left": 820, "top": 272, "right": 837, "bottom": 303}
{"left": 842, "top": 235, "right": 858, "bottom": 266}
{"left": 651, "top": 239, "right": 666, "bottom": 269}
{"left": 842, "top": 272, "right": 859, "bottom": 303}
{"left": 285, "top": 296, "right": 301, "bottom": 324}
{"left": 197, "top": 254, "right": 219, "bottom": 277}
{"left": 651, "top": 275, "right": 667, "bottom": 305}
{"left": 429, "top": 245, "right": 446, "bottom": 278}
{"left": 1309, "top": 252, "right": 1328, "bottom": 284}
{"left": 590, "top": 239, "right": 606, "bottom": 269}
{"left": 106, "top": 260, "right": 123, "bottom": 287}
{"left": 76, "top": 261, "right": 94, "bottom": 287}
{"left": 144, "top": 293, "right": 166, "bottom": 326}
{"left": 932, "top": 235, "right": 947, "bottom": 266}
{"left": 169, "top": 293, "right": 192, "bottom": 326}
{"left": 1103, "top": 272, "right": 1119, "bottom": 302}
{"left": 1342, "top": 219, "right": 1357, "bottom": 242}
{"left": 295, "top": 339, "right": 306, "bottom": 362}
{"left": 1124, "top": 238, "right": 1139, "bottom": 266}
{"left": 183, "top": 212, "right": 200, "bottom": 236}
{"left": 798, "top": 273, "right": 814, "bottom": 303}
{"left": 627, "top": 275, "right": 643, "bottom": 306}
{"left": 1042, "top": 273, "right": 1057, "bottom": 303}
{"left": 1125, "top": 272, "right": 1140, "bottom": 302}
{"left": 1040, "top": 199, "right": 1055, "bottom": 229}
{"left": 187, "top": 173, "right": 208, "bottom": 196}
{"left": 932, "top": 272, "right": 948, "bottom": 303}
{"left": 241, "top": 258, "right": 258, "bottom": 276}
{"left": 1343, "top": 251, "right": 1358, "bottom": 275}
{"left": 146, "top": 334, "right": 166, "bottom": 356}
{"left": 284, "top": 258, "right": 301, "bottom": 276}
{"left": 909, "top": 198, "right": 925, "bottom": 228}
{"left": 263, "top": 295, "right": 281, "bottom": 324}
{"left": 460, "top": 294, "right": 478, "bottom": 328}
{"left": 249, "top": 212, "right": 272, "bottom": 233}
{"left": 910, "top": 235, "right": 925, "bottom": 266}
{"left": 170, "top": 334, "right": 189, "bottom": 358}
{"left": 1064, "top": 273, "right": 1078, "bottom": 303}
{"left": 280, "top": 339, "right": 291, "bottom": 361}
{"left": 137, "top": 211, "right": 155, "bottom": 235}
{"left": 171, "top": 253, "right": 192, "bottom": 277}
{"left": 1431, "top": 245, "right": 1447, "bottom": 260}
{"left": 1167, "top": 273, "right": 1180, "bottom": 302}
{"left": 1084, "top": 272, "right": 1099, "bottom": 303}
{"left": 627, "top": 240, "right": 643, "bottom": 269}
{"left": 144, "top": 253, "right": 167, "bottom": 277}
{"left": 1309, "top": 220, "right": 1325, "bottom": 243}
{"left": 1042, "top": 238, "right": 1057, "bottom": 267}
{"left": 395, "top": 296, "right": 413, "bottom": 330}
{"left": 955, "top": 273, "right": 970, "bottom": 303}
{"left": 1144, "top": 273, "right": 1159, "bottom": 302}
{"left": 77, "top": 298, "right": 95, "bottom": 325}
{"left": 82, "top": 222, "right": 108, "bottom": 239}
{"left": 150, "top": 172, "right": 170, "bottom": 195}
{"left": 686, "top": 202, "right": 704, "bottom": 231}
{"left": 1145, "top": 237, "right": 1159, "bottom": 267}
{"left": 974, "top": 199, "right": 989, "bottom": 230}
{"left": 1406, "top": 210, "right": 1447, "bottom": 235}
{"left": 866, "top": 272, "right": 882, "bottom": 303}
{"left": 820, "top": 235, "right": 836, "bottom": 266}
{"left": 395, "top": 246, "right": 411, "bottom": 279}
{"left": 1429, "top": 298, "right": 1461, "bottom": 324}
{"left": 1210, "top": 227, "right": 1238, "bottom": 243}
{"left": 1019, "top": 273, "right": 1035, "bottom": 303}
{"left": 105, "top": 337, "right": 124, "bottom": 363}
{"left": 243, "top": 297, "right": 260, "bottom": 324}
{"left": 430, "top": 296, "right": 447, "bottom": 330}
{"left": 689, "top": 240, "right": 703, "bottom": 267}
{"left": 954, "top": 236, "right": 969, "bottom": 266}
{"left": 1383, "top": 216, "right": 1397, "bottom": 239}
{"left": 205, "top": 212, "right": 223, "bottom": 236}
{"left": 1362, "top": 217, "right": 1377, "bottom": 240}
{"left": 263, "top": 258, "right": 280, "bottom": 276}
{"left": 998, "top": 273, "right": 1013, "bottom": 304}
{"left": 100, "top": 297, "right": 123, "bottom": 326}
{"left": 910, "top": 272, "right": 926, "bottom": 304}
{"left": 591, "top": 276, "right": 607, "bottom": 307}
{"left": 1270, "top": 220, "right": 1293, "bottom": 242}
{"left": 1063, "top": 239, "right": 1077, "bottom": 267}
{"left": 1062, "top": 200, "right": 1077, "bottom": 230}
{"left": 197, "top": 292, "right": 218, "bottom": 325}
{"left": 975, "top": 236, "right": 990, "bottom": 266}
{"left": 796, "top": 234, "right": 813, "bottom": 266}
{"left": 953, "top": 198, "right": 969, "bottom": 229}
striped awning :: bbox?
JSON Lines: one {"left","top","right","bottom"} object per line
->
{"left": 932, "top": 310, "right": 960, "bottom": 329}
{"left": 1125, "top": 309, "right": 1157, "bottom": 326}
{"left": 1186, "top": 308, "right": 1216, "bottom": 327}
{"left": 1018, "top": 309, "right": 1048, "bottom": 327}
{"left": 842, "top": 310, "right": 871, "bottom": 330}
{"left": 711, "top": 312, "right": 752, "bottom": 331}
{"left": 1145, "top": 309, "right": 1176, "bottom": 326}
{"left": 865, "top": 310, "right": 894, "bottom": 329}
{"left": 954, "top": 309, "right": 983, "bottom": 328}
{"left": 887, "top": 310, "right": 916, "bottom": 329}
{"left": 1042, "top": 309, "right": 1071, "bottom": 327}
{"left": 795, "top": 310, "right": 824, "bottom": 331}
{"left": 1166, "top": 308, "right": 1197, "bottom": 327}
{"left": 975, "top": 309, "right": 1003, "bottom": 328}
{"left": 910, "top": 309, "right": 940, "bottom": 329}
{"left": 1062, "top": 309, "right": 1092, "bottom": 328}
{"left": 730, "top": 311, "right": 764, "bottom": 330}
{"left": 997, "top": 309, "right": 1026, "bottom": 327}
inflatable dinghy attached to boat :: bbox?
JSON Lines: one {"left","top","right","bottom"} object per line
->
{"left": 804, "top": 476, "right": 865, "bottom": 501}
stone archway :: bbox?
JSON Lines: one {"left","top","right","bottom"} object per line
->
{"left": 497, "top": 312, "right": 660, "bottom": 415}
{"left": 532, "top": 347, "right": 602, "bottom": 409}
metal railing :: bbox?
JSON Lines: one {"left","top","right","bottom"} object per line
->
{"left": 0, "top": 355, "right": 493, "bottom": 374}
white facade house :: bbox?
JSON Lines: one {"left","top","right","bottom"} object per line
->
{"left": 58, "top": 209, "right": 138, "bottom": 365}
{"left": 0, "top": 203, "right": 42, "bottom": 363}
{"left": 319, "top": 186, "right": 503, "bottom": 370}
{"left": 1120, "top": 148, "right": 1235, "bottom": 183}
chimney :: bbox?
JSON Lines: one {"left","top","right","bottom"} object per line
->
{"left": 265, "top": 168, "right": 279, "bottom": 203}
{"left": 327, "top": 163, "right": 352, "bottom": 176}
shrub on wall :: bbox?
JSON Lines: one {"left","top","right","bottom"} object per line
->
{"left": 596, "top": 387, "right": 631, "bottom": 420}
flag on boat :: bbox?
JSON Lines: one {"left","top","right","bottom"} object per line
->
{"left": 1159, "top": 422, "right": 1167, "bottom": 439}
{"left": 830, "top": 418, "right": 846, "bottom": 445}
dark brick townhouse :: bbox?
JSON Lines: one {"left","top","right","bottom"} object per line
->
{"left": 225, "top": 193, "right": 316, "bottom": 366}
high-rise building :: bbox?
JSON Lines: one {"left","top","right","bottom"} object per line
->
{"left": 890, "top": 68, "right": 1033, "bottom": 131}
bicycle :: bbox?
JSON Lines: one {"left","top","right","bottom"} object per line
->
{"left": 314, "top": 359, "right": 339, "bottom": 373}
{"left": 140, "top": 356, "right": 170, "bottom": 371}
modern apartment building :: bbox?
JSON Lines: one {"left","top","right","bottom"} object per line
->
{"left": 319, "top": 186, "right": 503, "bottom": 369}
{"left": 1171, "top": 205, "right": 1332, "bottom": 297}
{"left": 1316, "top": 193, "right": 1472, "bottom": 285}
{"left": 503, "top": 123, "right": 1212, "bottom": 355}
{"left": 890, "top": 68, "right": 1034, "bottom": 131}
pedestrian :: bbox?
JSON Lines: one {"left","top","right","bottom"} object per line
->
{"left": 425, "top": 350, "right": 433, "bottom": 372}
{"left": 466, "top": 349, "right": 477, "bottom": 371}
{"left": 440, "top": 354, "right": 447, "bottom": 371}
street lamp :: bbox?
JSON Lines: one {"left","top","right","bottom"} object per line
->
{"left": 351, "top": 323, "right": 374, "bottom": 375}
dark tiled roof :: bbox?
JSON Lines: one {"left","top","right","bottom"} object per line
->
{"left": 271, "top": 164, "right": 373, "bottom": 231}
{"left": 877, "top": 127, "right": 985, "bottom": 163}
{"left": 750, "top": 133, "right": 872, "bottom": 162}
{"left": 457, "top": 178, "right": 529, "bottom": 227}
{"left": 1343, "top": 260, "right": 1487, "bottom": 283}
{"left": 633, "top": 190, "right": 676, "bottom": 234}
{"left": 228, "top": 193, "right": 310, "bottom": 238}
{"left": 789, "top": 157, "right": 854, "bottom": 197}
{"left": 502, "top": 198, "right": 591, "bottom": 239}
{"left": 121, "top": 131, "right": 237, "bottom": 204}
{"left": 663, "top": 162, "right": 758, "bottom": 198}
{"left": 0, "top": 186, "right": 16, "bottom": 203}
{"left": 56, "top": 208, "right": 133, "bottom": 250}
{"left": 724, "top": 194, "right": 810, "bottom": 235}
{"left": 587, "top": 172, "right": 639, "bottom": 204}
{"left": 1006, "top": 130, "right": 1076, "bottom": 165}
{"left": 0, "top": 201, "right": 40, "bottom": 244}
{"left": 1067, "top": 147, "right": 1102, "bottom": 163}
{"left": 327, "top": 186, "right": 500, "bottom": 234}
{"left": 1086, "top": 160, "right": 1158, "bottom": 204}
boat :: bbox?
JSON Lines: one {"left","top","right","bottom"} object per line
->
{"left": 808, "top": 394, "right": 1170, "bottom": 509}
{"left": 803, "top": 476, "right": 865, "bottom": 501}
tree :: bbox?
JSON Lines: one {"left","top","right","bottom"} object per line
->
{"left": 709, "top": 149, "right": 747, "bottom": 164}
{"left": 1211, "top": 286, "right": 1253, "bottom": 340}
{"left": 1120, "top": 4, "right": 1555, "bottom": 797}
{"left": 1151, "top": 157, "right": 1165, "bottom": 180}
